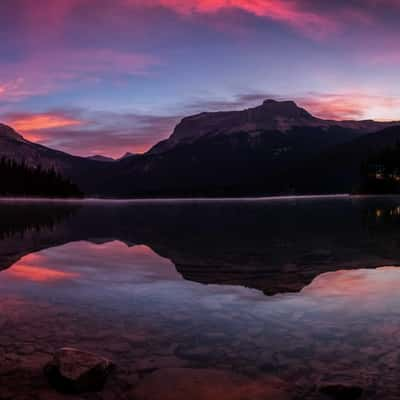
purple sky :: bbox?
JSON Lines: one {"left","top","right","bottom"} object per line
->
{"left": 1, "top": 0, "right": 400, "bottom": 157}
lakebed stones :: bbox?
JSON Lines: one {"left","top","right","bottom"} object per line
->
{"left": 319, "top": 383, "right": 363, "bottom": 399}
{"left": 131, "top": 367, "right": 291, "bottom": 400}
{"left": 44, "top": 347, "right": 114, "bottom": 394}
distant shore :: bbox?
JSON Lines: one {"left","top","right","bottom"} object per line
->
{"left": 4, "top": 193, "right": 400, "bottom": 204}
{"left": 0, "top": 193, "right": 356, "bottom": 203}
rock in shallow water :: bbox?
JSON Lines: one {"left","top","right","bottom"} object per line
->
{"left": 44, "top": 347, "right": 114, "bottom": 394}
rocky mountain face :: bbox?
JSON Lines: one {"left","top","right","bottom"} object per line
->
{"left": 0, "top": 123, "right": 26, "bottom": 142}
{"left": 0, "top": 123, "right": 85, "bottom": 170}
{"left": 149, "top": 99, "right": 398, "bottom": 154}
{"left": 0, "top": 123, "right": 114, "bottom": 194}
{"left": 95, "top": 101, "right": 400, "bottom": 197}
{"left": 1, "top": 99, "right": 400, "bottom": 196}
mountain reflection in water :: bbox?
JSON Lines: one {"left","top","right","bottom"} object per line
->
{"left": 2, "top": 197, "right": 400, "bottom": 398}
{"left": 3, "top": 197, "right": 400, "bottom": 295}
{"left": 3, "top": 242, "right": 179, "bottom": 284}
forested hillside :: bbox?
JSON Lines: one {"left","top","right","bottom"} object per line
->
{"left": 0, "top": 158, "right": 82, "bottom": 197}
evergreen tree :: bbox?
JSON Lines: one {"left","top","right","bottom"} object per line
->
{"left": 0, "top": 158, "right": 83, "bottom": 197}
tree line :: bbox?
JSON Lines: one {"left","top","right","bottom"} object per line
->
{"left": 0, "top": 157, "right": 82, "bottom": 197}
{"left": 358, "top": 142, "right": 400, "bottom": 194}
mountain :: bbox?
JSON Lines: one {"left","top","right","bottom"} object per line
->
{"left": 149, "top": 99, "right": 398, "bottom": 154}
{"left": 95, "top": 100, "right": 400, "bottom": 197}
{"left": 87, "top": 155, "right": 115, "bottom": 162}
{"left": 0, "top": 123, "right": 26, "bottom": 142}
{"left": 2, "top": 198, "right": 400, "bottom": 296}
{"left": 283, "top": 125, "right": 400, "bottom": 194}
{"left": 1, "top": 99, "right": 400, "bottom": 197}
{"left": 0, "top": 123, "right": 89, "bottom": 171}
{"left": 119, "top": 152, "right": 136, "bottom": 160}
{"left": 0, "top": 158, "right": 82, "bottom": 197}
{"left": 0, "top": 123, "right": 112, "bottom": 194}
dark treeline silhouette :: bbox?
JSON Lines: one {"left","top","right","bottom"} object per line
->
{"left": 358, "top": 142, "right": 400, "bottom": 194}
{"left": 0, "top": 158, "right": 83, "bottom": 197}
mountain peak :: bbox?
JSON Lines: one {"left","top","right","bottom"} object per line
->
{"left": 0, "top": 123, "right": 26, "bottom": 142}
{"left": 258, "top": 99, "right": 312, "bottom": 118}
{"left": 87, "top": 154, "right": 115, "bottom": 162}
{"left": 261, "top": 99, "right": 300, "bottom": 111}
{"left": 119, "top": 152, "right": 136, "bottom": 160}
{"left": 148, "top": 99, "right": 316, "bottom": 154}
{"left": 262, "top": 99, "right": 296, "bottom": 106}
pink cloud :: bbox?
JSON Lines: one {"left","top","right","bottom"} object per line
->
{"left": 297, "top": 93, "right": 400, "bottom": 121}
{"left": 11, "top": 0, "right": 389, "bottom": 38}
{"left": 6, "top": 112, "right": 82, "bottom": 136}
{"left": 8, "top": 0, "right": 380, "bottom": 44}
{"left": 3, "top": 91, "right": 400, "bottom": 159}
{"left": 131, "top": 0, "right": 339, "bottom": 38}
{"left": 179, "top": 92, "right": 400, "bottom": 122}
{"left": 0, "top": 49, "right": 158, "bottom": 102}
{"left": 3, "top": 109, "right": 179, "bottom": 158}
{"left": 0, "top": 78, "right": 43, "bottom": 101}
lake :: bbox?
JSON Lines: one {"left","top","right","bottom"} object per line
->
{"left": 2, "top": 196, "right": 400, "bottom": 399}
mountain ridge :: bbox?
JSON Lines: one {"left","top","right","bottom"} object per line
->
{"left": 148, "top": 99, "right": 400, "bottom": 155}
{"left": 87, "top": 155, "right": 115, "bottom": 162}
{"left": 1, "top": 99, "right": 400, "bottom": 197}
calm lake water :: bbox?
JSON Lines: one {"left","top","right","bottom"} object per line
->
{"left": 2, "top": 196, "right": 400, "bottom": 399}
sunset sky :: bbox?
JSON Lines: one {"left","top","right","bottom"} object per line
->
{"left": 1, "top": 0, "right": 400, "bottom": 157}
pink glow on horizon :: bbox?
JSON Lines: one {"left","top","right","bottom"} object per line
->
{"left": 1, "top": 1, "right": 400, "bottom": 156}
{"left": 3, "top": 91, "right": 400, "bottom": 158}
{"left": 297, "top": 93, "right": 400, "bottom": 121}
{"left": 9, "top": 114, "right": 82, "bottom": 132}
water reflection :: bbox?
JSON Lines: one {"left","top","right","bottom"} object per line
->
{"left": 0, "top": 202, "right": 78, "bottom": 239}
{"left": 7, "top": 260, "right": 79, "bottom": 282}
{"left": 2, "top": 242, "right": 179, "bottom": 285}
{"left": 3, "top": 197, "right": 400, "bottom": 295}
{"left": 3, "top": 198, "right": 400, "bottom": 397}
{"left": 303, "top": 267, "right": 400, "bottom": 299}
{"left": 2, "top": 238, "right": 400, "bottom": 398}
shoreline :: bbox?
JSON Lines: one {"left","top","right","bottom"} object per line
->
{"left": 0, "top": 193, "right": 352, "bottom": 203}
{"left": 2, "top": 193, "right": 400, "bottom": 204}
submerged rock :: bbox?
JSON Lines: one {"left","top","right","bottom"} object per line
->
{"left": 132, "top": 368, "right": 291, "bottom": 400}
{"left": 319, "top": 383, "right": 363, "bottom": 399}
{"left": 44, "top": 347, "right": 114, "bottom": 394}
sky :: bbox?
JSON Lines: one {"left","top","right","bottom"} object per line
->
{"left": 1, "top": 0, "right": 400, "bottom": 158}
